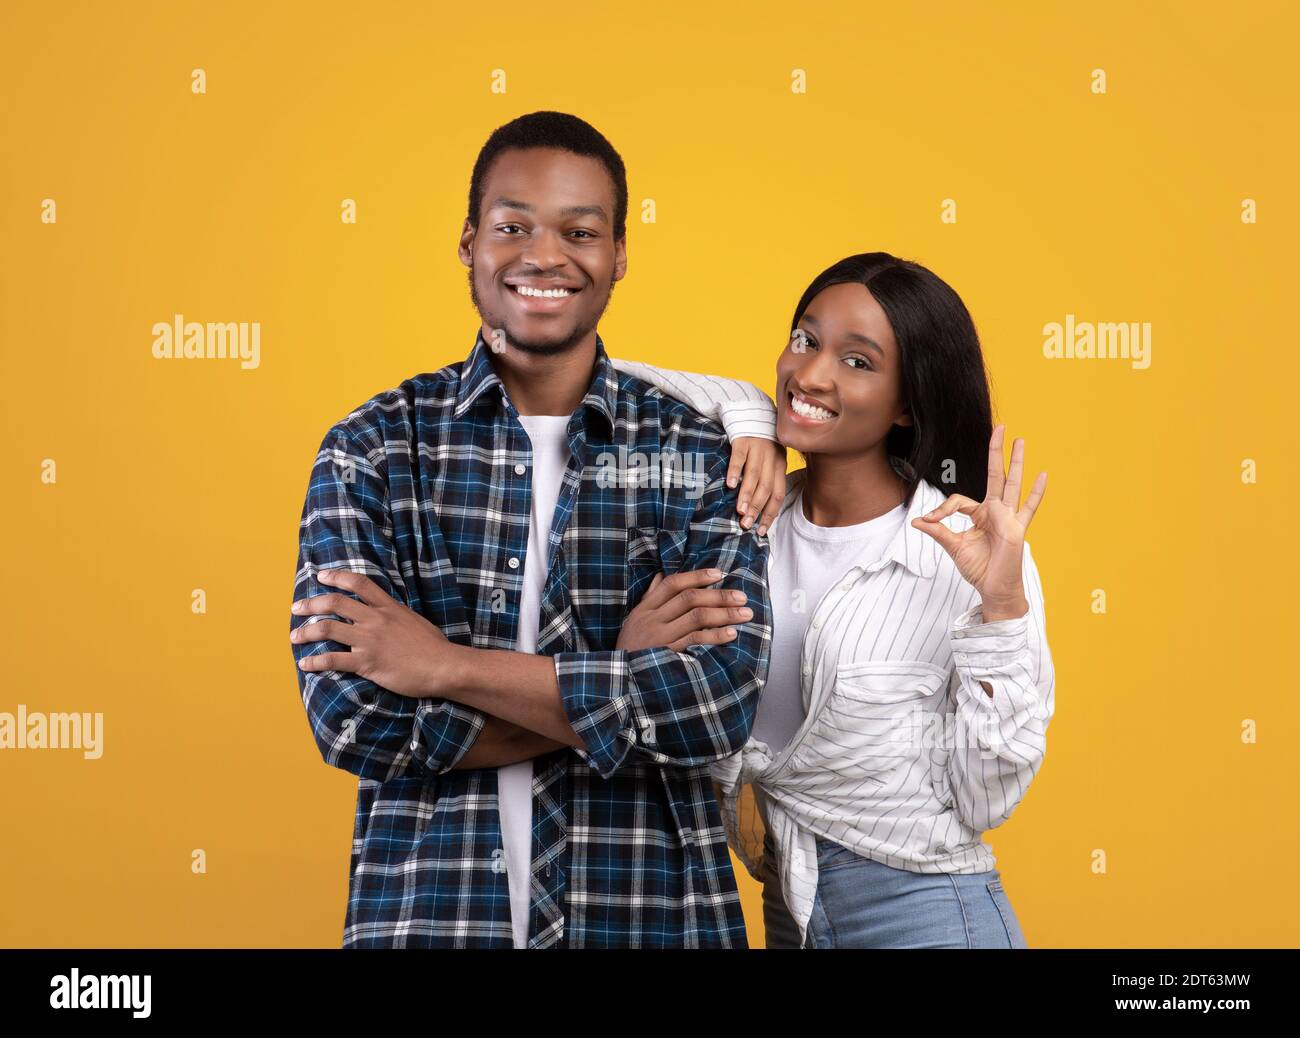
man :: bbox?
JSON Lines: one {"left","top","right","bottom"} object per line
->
{"left": 289, "top": 111, "right": 775, "bottom": 948}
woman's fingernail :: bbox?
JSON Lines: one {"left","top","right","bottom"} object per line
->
{"left": 737, "top": 608, "right": 753, "bottom": 620}
{"left": 709, "top": 569, "right": 723, "bottom": 579}
{"left": 730, "top": 591, "right": 747, "bottom": 602}
{"left": 725, "top": 628, "right": 737, "bottom": 638}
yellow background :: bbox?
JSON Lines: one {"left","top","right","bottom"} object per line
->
{"left": 2, "top": 0, "right": 1296, "bottom": 947}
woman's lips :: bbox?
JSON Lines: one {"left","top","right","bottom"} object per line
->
{"left": 785, "top": 389, "right": 839, "bottom": 426}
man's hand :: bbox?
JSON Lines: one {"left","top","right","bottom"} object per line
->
{"left": 616, "top": 568, "right": 753, "bottom": 652}
{"left": 291, "top": 568, "right": 459, "bottom": 699}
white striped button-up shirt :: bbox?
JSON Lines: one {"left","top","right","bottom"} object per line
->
{"left": 608, "top": 359, "right": 1056, "bottom": 947}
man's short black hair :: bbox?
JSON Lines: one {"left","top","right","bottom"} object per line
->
{"left": 467, "top": 111, "right": 628, "bottom": 242}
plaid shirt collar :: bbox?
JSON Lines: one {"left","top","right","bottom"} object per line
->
{"left": 452, "top": 327, "right": 620, "bottom": 440}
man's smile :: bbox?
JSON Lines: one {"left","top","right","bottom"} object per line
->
{"left": 505, "top": 279, "right": 583, "bottom": 313}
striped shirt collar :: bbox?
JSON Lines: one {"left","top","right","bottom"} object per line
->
{"left": 778, "top": 465, "right": 949, "bottom": 580}
{"left": 453, "top": 328, "right": 621, "bottom": 437}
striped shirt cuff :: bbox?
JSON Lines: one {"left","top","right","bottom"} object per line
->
{"left": 717, "top": 405, "right": 778, "bottom": 443}
{"left": 949, "top": 605, "right": 1033, "bottom": 719}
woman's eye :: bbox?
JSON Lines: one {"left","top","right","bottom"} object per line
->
{"left": 846, "top": 356, "right": 872, "bottom": 371}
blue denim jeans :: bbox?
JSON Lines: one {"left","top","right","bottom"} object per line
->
{"left": 761, "top": 835, "right": 1028, "bottom": 949}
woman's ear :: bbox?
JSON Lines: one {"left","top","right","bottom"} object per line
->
{"left": 894, "top": 408, "right": 914, "bottom": 428}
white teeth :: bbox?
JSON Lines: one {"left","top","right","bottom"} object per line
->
{"left": 790, "top": 393, "right": 836, "bottom": 420}
{"left": 513, "top": 285, "right": 575, "bottom": 298}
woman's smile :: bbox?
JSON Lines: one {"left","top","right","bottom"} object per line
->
{"left": 786, "top": 388, "right": 839, "bottom": 425}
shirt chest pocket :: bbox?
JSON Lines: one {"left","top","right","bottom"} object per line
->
{"left": 624, "top": 525, "right": 690, "bottom": 608}
{"left": 791, "top": 660, "right": 950, "bottom": 791}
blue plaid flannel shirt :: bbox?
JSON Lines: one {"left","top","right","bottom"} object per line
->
{"left": 290, "top": 331, "right": 773, "bottom": 948}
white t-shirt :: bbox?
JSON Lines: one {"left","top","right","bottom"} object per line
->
{"left": 498, "top": 414, "right": 572, "bottom": 949}
{"left": 751, "top": 487, "right": 908, "bottom": 754}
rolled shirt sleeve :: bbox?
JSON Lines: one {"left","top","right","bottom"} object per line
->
{"left": 291, "top": 424, "right": 487, "bottom": 781}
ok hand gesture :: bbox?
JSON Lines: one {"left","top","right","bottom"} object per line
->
{"left": 910, "top": 425, "right": 1047, "bottom": 622}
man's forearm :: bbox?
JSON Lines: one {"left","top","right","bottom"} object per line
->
{"left": 451, "top": 715, "right": 570, "bottom": 770}
{"left": 446, "top": 645, "right": 586, "bottom": 749}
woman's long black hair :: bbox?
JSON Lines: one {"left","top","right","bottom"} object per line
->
{"left": 789, "top": 252, "right": 994, "bottom": 504}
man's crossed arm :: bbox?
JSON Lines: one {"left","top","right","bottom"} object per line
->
{"left": 291, "top": 426, "right": 775, "bottom": 781}
{"left": 293, "top": 568, "right": 579, "bottom": 768}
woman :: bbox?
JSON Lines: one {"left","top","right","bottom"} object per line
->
{"left": 611, "top": 252, "right": 1055, "bottom": 948}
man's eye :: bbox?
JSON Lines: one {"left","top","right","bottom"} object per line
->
{"left": 569, "top": 230, "right": 594, "bottom": 239}
{"left": 499, "top": 224, "right": 524, "bottom": 234}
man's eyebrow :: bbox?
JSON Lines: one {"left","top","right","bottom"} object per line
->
{"left": 489, "top": 196, "right": 534, "bottom": 213}
{"left": 801, "top": 313, "right": 885, "bottom": 357}
{"left": 487, "top": 197, "right": 609, "bottom": 222}
{"left": 559, "top": 204, "right": 608, "bottom": 222}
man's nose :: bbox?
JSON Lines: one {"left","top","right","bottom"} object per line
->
{"left": 520, "top": 227, "right": 568, "bottom": 270}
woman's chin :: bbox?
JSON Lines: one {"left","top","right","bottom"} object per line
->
{"left": 776, "top": 417, "right": 827, "bottom": 454}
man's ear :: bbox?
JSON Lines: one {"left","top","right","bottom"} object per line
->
{"left": 613, "top": 236, "right": 628, "bottom": 282}
{"left": 457, "top": 219, "right": 475, "bottom": 267}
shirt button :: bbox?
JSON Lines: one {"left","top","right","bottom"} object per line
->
{"left": 507, "top": 557, "right": 520, "bottom": 570}
{"left": 410, "top": 739, "right": 419, "bottom": 751}
{"left": 802, "top": 664, "right": 811, "bottom": 676}
{"left": 514, "top": 463, "right": 526, "bottom": 475}
{"left": 812, "top": 619, "right": 822, "bottom": 629}
{"left": 841, "top": 582, "right": 853, "bottom": 592}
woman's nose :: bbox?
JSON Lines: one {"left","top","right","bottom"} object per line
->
{"left": 794, "top": 345, "right": 837, "bottom": 390}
